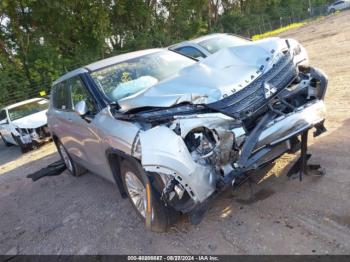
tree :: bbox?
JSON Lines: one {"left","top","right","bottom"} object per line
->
{"left": 0, "top": 0, "right": 332, "bottom": 106}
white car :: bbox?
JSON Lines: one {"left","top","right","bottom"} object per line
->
{"left": 169, "top": 33, "right": 309, "bottom": 67}
{"left": 169, "top": 33, "right": 250, "bottom": 59}
{"left": 327, "top": 0, "right": 350, "bottom": 13}
{"left": 0, "top": 98, "right": 51, "bottom": 153}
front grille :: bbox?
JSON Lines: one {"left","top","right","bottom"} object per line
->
{"left": 207, "top": 51, "right": 298, "bottom": 119}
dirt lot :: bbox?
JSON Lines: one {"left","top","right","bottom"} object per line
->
{"left": 1, "top": 11, "right": 350, "bottom": 255}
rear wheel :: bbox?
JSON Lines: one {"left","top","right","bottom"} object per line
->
{"left": 0, "top": 133, "right": 12, "bottom": 147}
{"left": 56, "top": 140, "right": 86, "bottom": 176}
{"left": 120, "top": 159, "right": 176, "bottom": 232}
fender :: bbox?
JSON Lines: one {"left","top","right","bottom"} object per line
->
{"left": 139, "top": 126, "right": 216, "bottom": 203}
{"left": 105, "top": 148, "right": 132, "bottom": 199}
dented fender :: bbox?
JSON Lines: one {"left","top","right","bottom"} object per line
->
{"left": 139, "top": 126, "right": 216, "bottom": 203}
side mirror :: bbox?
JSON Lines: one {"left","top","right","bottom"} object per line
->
{"left": 74, "top": 100, "right": 88, "bottom": 116}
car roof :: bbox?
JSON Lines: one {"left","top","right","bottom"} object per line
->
{"left": 168, "top": 33, "right": 229, "bottom": 49}
{"left": 2, "top": 97, "right": 47, "bottom": 110}
{"left": 53, "top": 48, "right": 163, "bottom": 85}
{"left": 188, "top": 33, "right": 229, "bottom": 44}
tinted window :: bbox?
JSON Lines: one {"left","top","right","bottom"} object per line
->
{"left": 176, "top": 46, "right": 206, "bottom": 59}
{"left": 52, "top": 81, "right": 71, "bottom": 110}
{"left": 69, "top": 77, "right": 97, "bottom": 113}
{"left": 334, "top": 1, "right": 344, "bottom": 5}
{"left": 0, "top": 110, "right": 7, "bottom": 121}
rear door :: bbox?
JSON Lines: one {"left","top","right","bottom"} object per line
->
{"left": 49, "top": 80, "right": 73, "bottom": 148}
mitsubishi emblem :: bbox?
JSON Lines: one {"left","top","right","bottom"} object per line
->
{"left": 264, "top": 82, "right": 277, "bottom": 98}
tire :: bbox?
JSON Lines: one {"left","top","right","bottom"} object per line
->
{"left": 56, "top": 140, "right": 87, "bottom": 177}
{"left": 11, "top": 133, "right": 31, "bottom": 153}
{"left": 0, "top": 133, "right": 12, "bottom": 147}
{"left": 330, "top": 8, "right": 336, "bottom": 13}
{"left": 120, "top": 159, "right": 175, "bottom": 232}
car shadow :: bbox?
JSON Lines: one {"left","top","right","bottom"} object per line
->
{"left": 0, "top": 142, "right": 57, "bottom": 174}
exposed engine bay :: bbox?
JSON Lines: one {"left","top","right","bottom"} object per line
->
{"left": 112, "top": 38, "right": 328, "bottom": 217}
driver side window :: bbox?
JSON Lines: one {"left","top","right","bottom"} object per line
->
{"left": 0, "top": 110, "right": 7, "bottom": 122}
{"left": 69, "top": 77, "right": 97, "bottom": 114}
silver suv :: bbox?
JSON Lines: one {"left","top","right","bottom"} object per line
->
{"left": 48, "top": 39, "right": 327, "bottom": 232}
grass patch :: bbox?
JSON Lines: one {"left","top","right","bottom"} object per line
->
{"left": 252, "top": 22, "right": 306, "bottom": 40}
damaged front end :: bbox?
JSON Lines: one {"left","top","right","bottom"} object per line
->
{"left": 114, "top": 42, "right": 328, "bottom": 219}
{"left": 14, "top": 125, "right": 51, "bottom": 148}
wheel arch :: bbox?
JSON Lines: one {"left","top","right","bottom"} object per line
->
{"left": 105, "top": 148, "right": 138, "bottom": 199}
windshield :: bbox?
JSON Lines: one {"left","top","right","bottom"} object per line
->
{"left": 90, "top": 51, "right": 195, "bottom": 102}
{"left": 198, "top": 35, "right": 249, "bottom": 54}
{"left": 8, "top": 99, "right": 49, "bottom": 121}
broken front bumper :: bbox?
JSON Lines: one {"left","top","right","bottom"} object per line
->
{"left": 257, "top": 100, "right": 326, "bottom": 148}
{"left": 138, "top": 99, "right": 326, "bottom": 206}
{"left": 137, "top": 66, "right": 328, "bottom": 213}
{"left": 17, "top": 125, "right": 51, "bottom": 145}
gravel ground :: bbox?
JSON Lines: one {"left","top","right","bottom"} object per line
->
{"left": 1, "top": 11, "right": 350, "bottom": 255}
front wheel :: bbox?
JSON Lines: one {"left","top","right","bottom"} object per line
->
{"left": 56, "top": 140, "right": 86, "bottom": 176}
{"left": 11, "top": 134, "right": 31, "bottom": 153}
{"left": 120, "top": 159, "right": 176, "bottom": 232}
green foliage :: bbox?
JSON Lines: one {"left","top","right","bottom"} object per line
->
{"left": 0, "top": 0, "right": 332, "bottom": 106}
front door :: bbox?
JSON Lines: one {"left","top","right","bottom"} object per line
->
{"left": 63, "top": 76, "right": 105, "bottom": 175}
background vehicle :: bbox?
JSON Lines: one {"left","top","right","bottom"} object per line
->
{"left": 48, "top": 40, "right": 327, "bottom": 232}
{"left": 170, "top": 33, "right": 309, "bottom": 68}
{"left": 327, "top": 0, "right": 350, "bottom": 13}
{"left": 169, "top": 33, "right": 250, "bottom": 59}
{"left": 0, "top": 98, "right": 50, "bottom": 153}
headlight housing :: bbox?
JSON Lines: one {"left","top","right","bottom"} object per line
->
{"left": 184, "top": 127, "right": 218, "bottom": 164}
{"left": 288, "top": 38, "right": 309, "bottom": 67}
{"left": 293, "top": 44, "right": 302, "bottom": 56}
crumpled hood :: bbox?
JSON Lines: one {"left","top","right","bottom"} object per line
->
{"left": 119, "top": 37, "right": 293, "bottom": 112}
{"left": 12, "top": 110, "right": 48, "bottom": 129}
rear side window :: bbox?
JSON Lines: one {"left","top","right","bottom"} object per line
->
{"left": 0, "top": 110, "right": 7, "bottom": 121}
{"left": 52, "top": 81, "right": 71, "bottom": 110}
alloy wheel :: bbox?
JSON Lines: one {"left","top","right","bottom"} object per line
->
{"left": 125, "top": 171, "right": 147, "bottom": 218}
{"left": 59, "top": 144, "right": 73, "bottom": 172}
